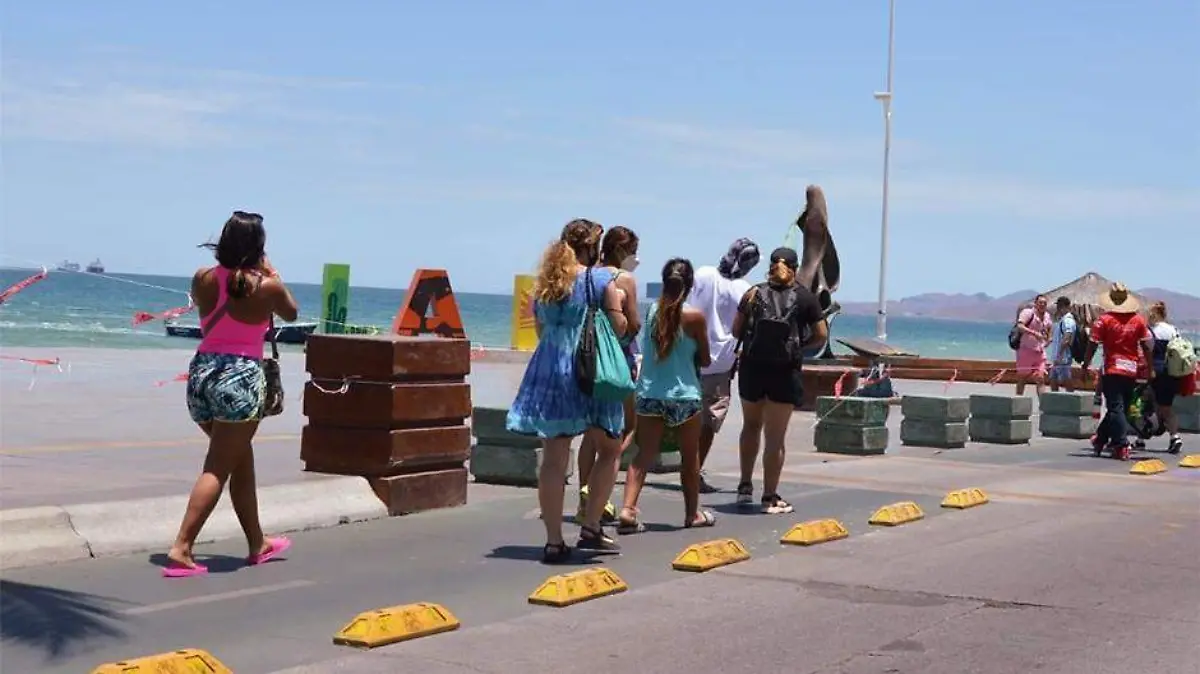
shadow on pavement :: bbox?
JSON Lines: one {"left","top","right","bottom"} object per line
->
{"left": 485, "top": 545, "right": 603, "bottom": 566}
{"left": 146, "top": 552, "right": 246, "bottom": 574}
{"left": 0, "top": 580, "right": 128, "bottom": 661}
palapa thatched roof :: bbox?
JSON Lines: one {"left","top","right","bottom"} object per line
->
{"left": 1034, "top": 272, "right": 1152, "bottom": 327}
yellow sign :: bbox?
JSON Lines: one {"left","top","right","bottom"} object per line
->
{"left": 511, "top": 274, "right": 537, "bottom": 351}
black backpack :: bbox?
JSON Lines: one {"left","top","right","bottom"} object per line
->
{"left": 1068, "top": 315, "right": 1090, "bottom": 364}
{"left": 741, "top": 284, "right": 803, "bottom": 366}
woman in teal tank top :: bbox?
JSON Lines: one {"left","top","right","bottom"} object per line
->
{"left": 617, "top": 258, "right": 719, "bottom": 531}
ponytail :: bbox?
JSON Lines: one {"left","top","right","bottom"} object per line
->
{"left": 651, "top": 257, "right": 696, "bottom": 360}
{"left": 228, "top": 269, "right": 253, "bottom": 299}
{"left": 767, "top": 258, "right": 796, "bottom": 286}
{"left": 533, "top": 240, "right": 577, "bottom": 304}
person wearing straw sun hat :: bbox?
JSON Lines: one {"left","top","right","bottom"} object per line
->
{"left": 1081, "top": 282, "right": 1154, "bottom": 461}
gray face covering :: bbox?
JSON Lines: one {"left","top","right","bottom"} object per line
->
{"left": 718, "top": 238, "right": 760, "bottom": 280}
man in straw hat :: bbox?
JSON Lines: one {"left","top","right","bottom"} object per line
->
{"left": 1081, "top": 282, "right": 1154, "bottom": 461}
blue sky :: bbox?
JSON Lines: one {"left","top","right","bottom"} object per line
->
{"left": 2, "top": 1, "right": 1197, "bottom": 299}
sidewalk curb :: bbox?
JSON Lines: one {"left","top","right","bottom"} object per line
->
{"left": 0, "top": 477, "right": 388, "bottom": 571}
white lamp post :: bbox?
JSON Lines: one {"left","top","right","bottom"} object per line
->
{"left": 874, "top": 0, "right": 896, "bottom": 341}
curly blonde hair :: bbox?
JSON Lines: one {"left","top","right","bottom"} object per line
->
{"left": 533, "top": 219, "right": 602, "bottom": 304}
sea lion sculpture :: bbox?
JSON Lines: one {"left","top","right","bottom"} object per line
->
{"left": 794, "top": 185, "right": 841, "bottom": 360}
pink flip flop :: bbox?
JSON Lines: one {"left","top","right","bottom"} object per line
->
{"left": 247, "top": 537, "right": 292, "bottom": 566}
{"left": 162, "top": 562, "right": 209, "bottom": 578}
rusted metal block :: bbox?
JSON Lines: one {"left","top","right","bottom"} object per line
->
{"left": 304, "top": 381, "right": 471, "bottom": 428}
{"left": 301, "top": 425, "right": 470, "bottom": 476}
{"left": 367, "top": 467, "right": 468, "bottom": 516}
{"left": 306, "top": 333, "right": 471, "bottom": 381}
{"left": 797, "top": 367, "right": 860, "bottom": 412}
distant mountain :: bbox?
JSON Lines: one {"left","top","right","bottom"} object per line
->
{"left": 840, "top": 286, "right": 1200, "bottom": 329}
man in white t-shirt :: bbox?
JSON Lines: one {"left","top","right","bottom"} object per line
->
{"left": 686, "top": 238, "right": 761, "bottom": 493}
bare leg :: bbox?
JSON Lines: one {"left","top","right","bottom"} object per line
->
{"left": 739, "top": 399, "right": 765, "bottom": 485}
{"left": 1161, "top": 405, "right": 1178, "bottom": 434}
{"left": 621, "top": 415, "right": 663, "bottom": 518}
{"left": 617, "top": 393, "right": 637, "bottom": 460}
{"left": 227, "top": 427, "right": 269, "bottom": 558}
{"left": 582, "top": 428, "right": 621, "bottom": 531}
{"left": 698, "top": 424, "right": 715, "bottom": 468}
{"left": 761, "top": 401, "right": 793, "bottom": 498}
{"left": 539, "top": 437, "right": 573, "bottom": 546}
{"left": 168, "top": 420, "right": 258, "bottom": 568}
{"left": 676, "top": 413, "right": 704, "bottom": 525}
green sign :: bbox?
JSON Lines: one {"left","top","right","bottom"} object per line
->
{"left": 320, "top": 263, "right": 351, "bottom": 334}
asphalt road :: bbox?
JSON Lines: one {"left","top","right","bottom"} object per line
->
{"left": 3, "top": 436, "right": 1197, "bottom": 673}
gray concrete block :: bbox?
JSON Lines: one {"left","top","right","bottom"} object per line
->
{"left": 1039, "top": 413, "right": 1099, "bottom": 439}
{"left": 469, "top": 443, "right": 575, "bottom": 487}
{"left": 815, "top": 422, "right": 889, "bottom": 456}
{"left": 471, "top": 406, "right": 541, "bottom": 448}
{"left": 968, "top": 417, "right": 1033, "bottom": 444}
{"left": 1038, "top": 392, "right": 1093, "bottom": 417}
{"left": 1175, "top": 395, "right": 1200, "bottom": 434}
{"left": 900, "top": 395, "right": 970, "bottom": 422}
{"left": 900, "top": 419, "right": 968, "bottom": 449}
{"left": 816, "top": 396, "right": 890, "bottom": 427}
{"left": 969, "top": 394, "right": 1034, "bottom": 420}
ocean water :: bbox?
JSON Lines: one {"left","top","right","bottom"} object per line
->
{"left": 0, "top": 267, "right": 1027, "bottom": 359}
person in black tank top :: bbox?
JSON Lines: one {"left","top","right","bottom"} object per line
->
{"left": 730, "top": 247, "right": 827, "bottom": 515}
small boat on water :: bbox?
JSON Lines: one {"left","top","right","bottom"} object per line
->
{"left": 165, "top": 321, "right": 319, "bottom": 345}
{"left": 85, "top": 259, "right": 105, "bottom": 274}
{"left": 56, "top": 260, "right": 81, "bottom": 272}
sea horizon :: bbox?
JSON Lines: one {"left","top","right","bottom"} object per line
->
{"left": 1, "top": 267, "right": 1195, "bottom": 358}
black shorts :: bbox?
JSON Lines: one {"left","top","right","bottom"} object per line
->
{"left": 738, "top": 364, "right": 803, "bottom": 406}
{"left": 1152, "top": 374, "right": 1181, "bottom": 407}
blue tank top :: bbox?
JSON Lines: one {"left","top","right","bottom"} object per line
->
{"left": 637, "top": 302, "right": 701, "bottom": 402}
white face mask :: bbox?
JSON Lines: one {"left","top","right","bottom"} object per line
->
{"left": 620, "top": 255, "right": 640, "bottom": 272}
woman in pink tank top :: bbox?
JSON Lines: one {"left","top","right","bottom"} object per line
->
{"left": 164, "top": 211, "right": 299, "bottom": 577}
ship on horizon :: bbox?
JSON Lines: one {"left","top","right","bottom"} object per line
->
{"left": 56, "top": 260, "right": 81, "bottom": 272}
{"left": 85, "top": 259, "right": 105, "bottom": 274}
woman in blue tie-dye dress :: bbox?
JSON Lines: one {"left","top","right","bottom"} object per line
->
{"left": 506, "top": 219, "right": 628, "bottom": 563}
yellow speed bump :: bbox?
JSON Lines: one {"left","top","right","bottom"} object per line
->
{"left": 941, "top": 488, "right": 990, "bottom": 510}
{"left": 92, "top": 649, "right": 231, "bottom": 673}
{"left": 1130, "top": 459, "right": 1168, "bottom": 475}
{"left": 868, "top": 501, "right": 925, "bottom": 526}
{"left": 780, "top": 519, "right": 849, "bottom": 546}
{"left": 1178, "top": 454, "right": 1200, "bottom": 469}
{"left": 671, "top": 538, "right": 751, "bottom": 572}
{"left": 333, "top": 602, "right": 460, "bottom": 649}
{"left": 528, "top": 567, "right": 627, "bottom": 607}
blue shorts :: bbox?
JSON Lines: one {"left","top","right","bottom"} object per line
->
{"left": 635, "top": 397, "right": 702, "bottom": 427}
{"left": 186, "top": 352, "right": 265, "bottom": 423}
{"left": 1049, "top": 363, "right": 1073, "bottom": 383}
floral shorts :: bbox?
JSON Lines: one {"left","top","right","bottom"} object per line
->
{"left": 635, "top": 397, "right": 702, "bottom": 428}
{"left": 186, "top": 352, "right": 265, "bottom": 423}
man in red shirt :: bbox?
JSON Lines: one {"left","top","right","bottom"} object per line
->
{"left": 1081, "top": 283, "right": 1154, "bottom": 461}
